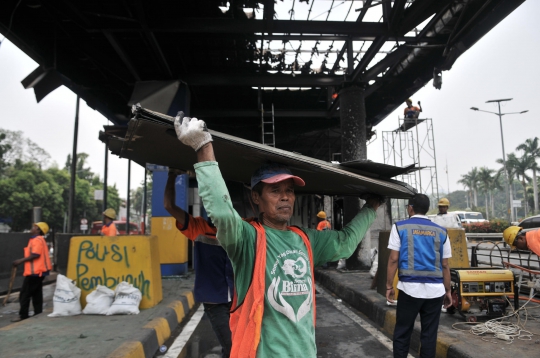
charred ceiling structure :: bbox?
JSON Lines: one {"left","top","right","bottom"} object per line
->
{"left": 0, "top": 0, "right": 525, "bottom": 160}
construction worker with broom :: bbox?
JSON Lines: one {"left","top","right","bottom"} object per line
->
{"left": 11, "top": 222, "right": 52, "bottom": 322}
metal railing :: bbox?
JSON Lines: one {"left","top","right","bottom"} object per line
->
{"left": 465, "top": 233, "right": 503, "bottom": 241}
{"left": 470, "top": 241, "right": 540, "bottom": 297}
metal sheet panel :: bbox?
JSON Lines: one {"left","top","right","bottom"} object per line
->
{"left": 110, "top": 108, "right": 416, "bottom": 198}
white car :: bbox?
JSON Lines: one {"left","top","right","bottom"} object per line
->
{"left": 450, "top": 211, "right": 488, "bottom": 224}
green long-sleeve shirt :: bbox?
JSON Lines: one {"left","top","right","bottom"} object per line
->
{"left": 194, "top": 161, "right": 376, "bottom": 357}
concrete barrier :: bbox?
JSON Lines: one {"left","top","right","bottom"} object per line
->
{"left": 0, "top": 233, "right": 32, "bottom": 280}
{"left": 66, "top": 235, "right": 163, "bottom": 309}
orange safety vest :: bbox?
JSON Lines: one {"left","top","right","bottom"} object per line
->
{"left": 229, "top": 221, "right": 316, "bottom": 358}
{"left": 23, "top": 235, "right": 52, "bottom": 277}
{"left": 526, "top": 229, "right": 540, "bottom": 256}
{"left": 101, "top": 222, "right": 118, "bottom": 236}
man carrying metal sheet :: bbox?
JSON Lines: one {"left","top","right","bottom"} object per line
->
{"left": 173, "top": 113, "right": 381, "bottom": 358}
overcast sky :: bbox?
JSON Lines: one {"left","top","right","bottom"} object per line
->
{"left": 0, "top": 1, "right": 538, "bottom": 199}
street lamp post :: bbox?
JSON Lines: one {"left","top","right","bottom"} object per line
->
{"left": 470, "top": 98, "right": 528, "bottom": 222}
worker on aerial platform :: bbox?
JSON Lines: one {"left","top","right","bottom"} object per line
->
{"left": 403, "top": 99, "right": 422, "bottom": 119}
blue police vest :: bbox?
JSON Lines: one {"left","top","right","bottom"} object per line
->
{"left": 395, "top": 217, "right": 447, "bottom": 284}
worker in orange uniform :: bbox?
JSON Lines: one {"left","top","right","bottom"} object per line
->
{"left": 403, "top": 99, "right": 422, "bottom": 119}
{"left": 101, "top": 208, "right": 118, "bottom": 236}
{"left": 164, "top": 171, "right": 233, "bottom": 358}
{"left": 317, "top": 211, "right": 332, "bottom": 268}
{"left": 504, "top": 226, "right": 540, "bottom": 255}
{"left": 316, "top": 211, "right": 331, "bottom": 231}
{"left": 11, "top": 222, "right": 53, "bottom": 322}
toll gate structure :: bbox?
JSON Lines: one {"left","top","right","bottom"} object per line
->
{"left": 0, "top": 0, "right": 526, "bottom": 161}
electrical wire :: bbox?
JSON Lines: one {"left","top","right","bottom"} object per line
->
{"left": 451, "top": 292, "right": 540, "bottom": 344}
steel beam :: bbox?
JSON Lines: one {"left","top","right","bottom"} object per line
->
{"left": 89, "top": 19, "right": 387, "bottom": 36}
{"left": 103, "top": 31, "right": 141, "bottom": 81}
{"left": 135, "top": 0, "right": 172, "bottom": 77}
{"left": 361, "top": 45, "right": 408, "bottom": 82}
{"left": 389, "top": 0, "right": 408, "bottom": 31}
{"left": 183, "top": 73, "right": 343, "bottom": 86}
{"left": 356, "top": 0, "right": 374, "bottom": 23}
{"left": 351, "top": 35, "right": 388, "bottom": 83}
{"left": 193, "top": 109, "right": 338, "bottom": 118}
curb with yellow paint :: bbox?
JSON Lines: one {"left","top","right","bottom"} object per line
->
{"left": 107, "top": 290, "right": 195, "bottom": 358}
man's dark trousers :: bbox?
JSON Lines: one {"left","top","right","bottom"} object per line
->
{"left": 203, "top": 302, "right": 232, "bottom": 358}
{"left": 393, "top": 290, "right": 444, "bottom": 358}
{"left": 19, "top": 276, "right": 45, "bottom": 319}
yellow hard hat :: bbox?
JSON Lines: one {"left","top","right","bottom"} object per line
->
{"left": 317, "top": 211, "right": 327, "bottom": 219}
{"left": 503, "top": 226, "right": 522, "bottom": 249}
{"left": 438, "top": 198, "right": 450, "bottom": 207}
{"left": 34, "top": 222, "right": 49, "bottom": 235}
{"left": 406, "top": 98, "right": 412, "bottom": 103}
{"left": 103, "top": 208, "right": 117, "bottom": 220}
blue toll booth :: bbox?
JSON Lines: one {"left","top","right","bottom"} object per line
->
{"left": 150, "top": 166, "right": 190, "bottom": 276}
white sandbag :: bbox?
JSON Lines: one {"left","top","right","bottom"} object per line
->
{"left": 83, "top": 285, "right": 115, "bottom": 315}
{"left": 106, "top": 282, "right": 142, "bottom": 315}
{"left": 48, "top": 274, "right": 82, "bottom": 317}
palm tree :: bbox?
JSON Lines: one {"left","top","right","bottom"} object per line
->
{"left": 496, "top": 154, "right": 518, "bottom": 221}
{"left": 517, "top": 137, "right": 540, "bottom": 214}
{"left": 508, "top": 153, "right": 534, "bottom": 217}
{"left": 490, "top": 171, "right": 503, "bottom": 218}
{"left": 458, "top": 168, "right": 479, "bottom": 208}
{"left": 477, "top": 167, "right": 495, "bottom": 220}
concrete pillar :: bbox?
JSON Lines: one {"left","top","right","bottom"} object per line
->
{"left": 340, "top": 86, "right": 371, "bottom": 270}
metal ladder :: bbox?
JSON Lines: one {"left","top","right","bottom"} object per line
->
{"left": 260, "top": 103, "right": 275, "bottom": 147}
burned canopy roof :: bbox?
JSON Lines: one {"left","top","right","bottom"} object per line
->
{"left": 0, "top": 0, "right": 525, "bottom": 159}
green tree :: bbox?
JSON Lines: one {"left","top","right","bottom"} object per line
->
{"left": 497, "top": 154, "right": 519, "bottom": 220}
{"left": 477, "top": 167, "right": 495, "bottom": 220}
{"left": 0, "top": 129, "right": 50, "bottom": 168}
{"left": 458, "top": 168, "right": 479, "bottom": 208}
{"left": 516, "top": 137, "right": 539, "bottom": 214}
{"left": 130, "top": 173, "right": 152, "bottom": 230}
{"left": 96, "top": 184, "right": 121, "bottom": 222}
{"left": 508, "top": 153, "right": 534, "bottom": 217}
{"left": 65, "top": 152, "right": 94, "bottom": 181}
{"left": 0, "top": 132, "right": 11, "bottom": 175}
{"left": 0, "top": 161, "right": 65, "bottom": 231}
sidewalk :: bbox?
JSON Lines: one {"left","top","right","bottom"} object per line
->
{"left": 315, "top": 268, "right": 540, "bottom": 358}
{"left": 0, "top": 273, "right": 196, "bottom": 358}
{"left": 2, "top": 268, "right": 539, "bottom": 358}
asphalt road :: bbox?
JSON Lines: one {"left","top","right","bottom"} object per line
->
{"left": 157, "top": 284, "right": 407, "bottom": 358}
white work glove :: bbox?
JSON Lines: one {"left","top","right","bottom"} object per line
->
{"left": 174, "top": 111, "right": 213, "bottom": 151}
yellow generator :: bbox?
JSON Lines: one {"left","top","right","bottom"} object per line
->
{"left": 448, "top": 268, "right": 518, "bottom": 322}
